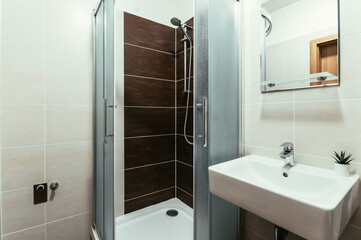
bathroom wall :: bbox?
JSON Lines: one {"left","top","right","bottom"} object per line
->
{"left": 176, "top": 17, "right": 194, "bottom": 208}
{"left": 243, "top": 0, "right": 361, "bottom": 239}
{"left": 0, "top": 0, "right": 96, "bottom": 239}
{"left": 122, "top": 12, "right": 176, "bottom": 214}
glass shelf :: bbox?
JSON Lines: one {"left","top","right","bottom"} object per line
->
{"left": 260, "top": 72, "right": 338, "bottom": 87}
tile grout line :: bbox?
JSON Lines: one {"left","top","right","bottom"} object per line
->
{"left": 124, "top": 106, "right": 176, "bottom": 109}
{"left": 0, "top": 103, "right": 93, "bottom": 107}
{"left": 0, "top": 59, "right": 93, "bottom": 72}
{"left": 124, "top": 74, "right": 175, "bottom": 82}
{"left": 43, "top": 0, "right": 47, "bottom": 237}
{"left": 124, "top": 43, "right": 175, "bottom": 56}
{"left": 2, "top": 211, "right": 92, "bottom": 237}
{"left": 177, "top": 160, "right": 193, "bottom": 168}
{"left": 124, "top": 187, "right": 175, "bottom": 202}
{"left": 293, "top": 90, "right": 296, "bottom": 156}
{"left": 1, "top": 140, "right": 93, "bottom": 150}
{"left": 177, "top": 187, "right": 193, "bottom": 197}
{"left": 175, "top": 27, "right": 178, "bottom": 198}
{"left": 123, "top": 133, "right": 175, "bottom": 140}
{"left": 124, "top": 160, "right": 176, "bottom": 171}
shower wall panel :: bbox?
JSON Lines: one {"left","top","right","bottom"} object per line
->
{"left": 123, "top": 12, "right": 176, "bottom": 214}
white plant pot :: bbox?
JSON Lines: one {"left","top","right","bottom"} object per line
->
{"left": 334, "top": 163, "right": 350, "bottom": 177}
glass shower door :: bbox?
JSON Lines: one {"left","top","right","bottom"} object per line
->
{"left": 93, "top": 0, "right": 115, "bottom": 239}
{"left": 194, "top": 0, "right": 241, "bottom": 239}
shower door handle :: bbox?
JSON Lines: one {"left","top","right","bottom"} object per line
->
{"left": 203, "top": 97, "right": 208, "bottom": 147}
{"left": 104, "top": 98, "right": 114, "bottom": 143}
{"left": 197, "top": 97, "right": 208, "bottom": 147}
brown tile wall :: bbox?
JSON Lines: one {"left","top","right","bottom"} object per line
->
{"left": 176, "top": 17, "right": 194, "bottom": 208}
{"left": 123, "top": 12, "right": 176, "bottom": 213}
{"left": 123, "top": 13, "right": 194, "bottom": 213}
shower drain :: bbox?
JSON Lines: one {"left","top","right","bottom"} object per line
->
{"left": 166, "top": 209, "right": 178, "bottom": 217}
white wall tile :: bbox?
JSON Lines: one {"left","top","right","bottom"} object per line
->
{"left": 45, "top": 65, "right": 93, "bottom": 105}
{"left": 45, "top": 105, "right": 93, "bottom": 144}
{"left": 46, "top": 141, "right": 92, "bottom": 182}
{"left": 45, "top": 0, "right": 96, "bottom": 35}
{"left": 46, "top": 212, "right": 91, "bottom": 240}
{"left": 1, "top": 0, "right": 44, "bottom": 63}
{"left": 2, "top": 188, "right": 45, "bottom": 234}
{"left": 0, "top": 0, "right": 95, "bottom": 238}
{"left": 3, "top": 225, "right": 45, "bottom": 240}
{"left": 46, "top": 177, "right": 92, "bottom": 222}
{"left": 1, "top": 145, "right": 44, "bottom": 191}
{"left": 1, "top": 104, "right": 45, "bottom": 147}
{"left": 1, "top": 61, "right": 44, "bottom": 104}
{"left": 340, "top": 0, "right": 361, "bottom": 37}
{"left": 244, "top": 103, "right": 294, "bottom": 150}
{"left": 295, "top": 99, "right": 361, "bottom": 163}
{"left": 45, "top": 26, "right": 92, "bottom": 70}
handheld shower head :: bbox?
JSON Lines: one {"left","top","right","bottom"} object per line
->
{"left": 170, "top": 17, "right": 192, "bottom": 42}
{"left": 171, "top": 17, "right": 182, "bottom": 27}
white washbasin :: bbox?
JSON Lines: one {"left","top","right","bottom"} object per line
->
{"left": 209, "top": 155, "right": 360, "bottom": 240}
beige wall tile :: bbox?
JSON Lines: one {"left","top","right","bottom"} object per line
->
{"left": 3, "top": 225, "right": 45, "bottom": 240}
{"left": 46, "top": 177, "right": 92, "bottom": 222}
{"left": 294, "top": 153, "right": 334, "bottom": 170}
{"left": 46, "top": 212, "right": 91, "bottom": 240}
{"left": 46, "top": 141, "right": 92, "bottom": 181}
{"left": 1, "top": 0, "right": 44, "bottom": 63}
{"left": 340, "top": 224, "right": 361, "bottom": 240}
{"left": 45, "top": 105, "right": 92, "bottom": 144}
{"left": 295, "top": 99, "right": 361, "bottom": 163}
{"left": 2, "top": 188, "right": 45, "bottom": 234}
{"left": 45, "top": 0, "right": 96, "bottom": 35}
{"left": 1, "top": 105, "right": 44, "bottom": 147}
{"left": 45, "top": 66, "right": 93, "bottom": 105}
{"left": 244, "top": 145, "right": 282, "bottom": 160}
{"left": 1, "top": 61, "right": 44, "bottom": 104}
{"left": 2, "top": 145, "right": 44, "bottom": 191}
{"left": 244, "top": 103, "right": 294, "bottom": 150}
{"left": 45, "top": 26, "right": 92, "bottom": 70}
{"left": 340, "top": 0, "right": 361, "bottom": 37}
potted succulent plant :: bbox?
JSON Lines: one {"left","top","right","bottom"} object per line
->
{"left": 332, "top": 151, "right": 354, "bottom": 177}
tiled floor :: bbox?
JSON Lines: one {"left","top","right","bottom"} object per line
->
{"left": 116, "top": 198, "right": 193, "bottom": 240}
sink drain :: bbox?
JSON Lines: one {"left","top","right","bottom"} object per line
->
{"left": 166, "top": 209, "right": 178, "bottom": 217}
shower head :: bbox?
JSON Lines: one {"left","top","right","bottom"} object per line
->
{"left": 170, "top": 17, "right": 192, "bottom": 42}
{"left": 171, "top": 17, "right": 182, "bottom": 27}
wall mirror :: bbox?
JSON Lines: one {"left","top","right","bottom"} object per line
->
{"left": 260, "top": 0, "right": 340, "bottom": 93}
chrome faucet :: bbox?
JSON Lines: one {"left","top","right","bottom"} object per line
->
{"left": 279, "top": 142, "right": 295, "bottom": 167}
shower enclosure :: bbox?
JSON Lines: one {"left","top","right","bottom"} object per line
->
{"left": 93, "top": 0, "right": 242, "bottom": 239}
